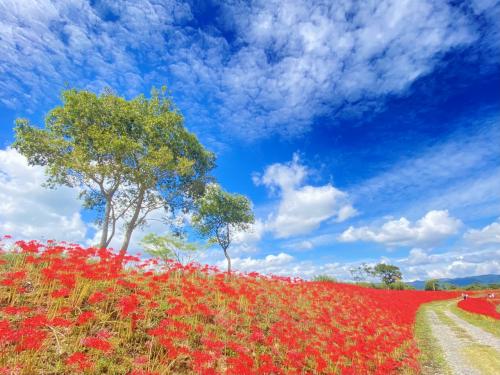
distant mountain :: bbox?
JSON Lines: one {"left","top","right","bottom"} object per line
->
{"left": 408, "top": 274, "right": 500, "bottom": 290}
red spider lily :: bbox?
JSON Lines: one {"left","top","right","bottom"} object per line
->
{"left": 82, "top": 336, "right": 113, "bottom": 353}
{"left": 118, "top": 294, "right": 140, "bottom": 317}
{"left": 51, "top": 287, "right": 71, "bottom": 298}
{"left": 15, "top": 329, "right": 47, "bottom": 352}
{"left": 66, "top": 352, "right": 92, "bottom": 371}
{"left": 1, "top": 306, "right": 32, "bottom": 315}
{"left": 87, "top": 291, "right": 107, "bottom": 304}
{"left": 0, "top": 238, "right": 459, "bottom": 374}
{"left": 458, "top": 297, "right": 500, "bottom": 319}
{"left": 1, "top": 270, "right": 26, "bottom": 286}
{"left": 76, "top": 311, "right": 95, "bottom": 325}
{"left": 49, "top": 317, "right": 73, "bottom": 327}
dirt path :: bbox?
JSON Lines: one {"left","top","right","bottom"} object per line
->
{"left": 424, "top": 300, "right": 500, "bottom": 375}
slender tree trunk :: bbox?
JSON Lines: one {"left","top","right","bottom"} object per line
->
{"left": 118, "top": 187, "right": 145, "bottom": 259}
{"left": 223, "top": 247, "right": 231, "bottom": 273}
{"left": 99, "top": 195, "right": 112, "bottom": 249}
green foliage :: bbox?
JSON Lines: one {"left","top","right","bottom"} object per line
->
{"left": 140, "top": 233, "right": 201, "bottom": 265}
{"left": 463, "top": 283, "right": 486, "bottom": 291}
{"left": 389, "top": 281, "right": 415, "bottom": 290}
{"left": 13, "top": 87, "right": 215, "bottom": 252}
{"left": 372, "top": 263, "right": 402, "bottom": 286}
{"left": 440, "top": 282, "right": 457, "bottom": 290}
{"left": 312, "top": 275, "right": 337, "bottom": 282}
{"left": 425, "top": 279, "right": 441, "bottom": 291}
{"left": 192, "top": 184, "right": 254, "bottom": 272}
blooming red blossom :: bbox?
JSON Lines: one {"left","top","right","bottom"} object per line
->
{"left": 87, "top": 291, "right": 107, "bottom": 304}
{"left": 66, "top": 352, "right": 92, "bottom": 371}
{"left": 76, "top": 311, "right": 95, "bottom": 325}
{"left": 458, "top": 297, "right": 500, "bottom": 320}
{"left": 118, "top": 294, "right": 140, "bottom": 317}
{"left": 82, "top": 336, "right": 113, "bottom": 353}
{"left": 0, "top": 238, "right": 460, "bottom": 374}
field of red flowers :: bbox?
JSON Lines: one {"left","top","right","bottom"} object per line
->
{"left": 0, "top": 238, "right": 457, "bottom": 374}
{"left": 457, "top": 296, "right": 500, "bottom": 320}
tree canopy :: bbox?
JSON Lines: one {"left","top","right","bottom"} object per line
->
{"left": 14, "top": 87, "right": 215, "bottom": 256}
{"left": 424, "top": 279, "right": 440, "bottom": 291}
{"left": 192, "top": 184, "right": 254, "bottom": 273}
{"left": 372, "top": 263, "right": 403, "bottom": 286}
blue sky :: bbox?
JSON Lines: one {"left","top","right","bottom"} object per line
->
{"left": 1, "top": 0, "right": 499, "bottom": 280}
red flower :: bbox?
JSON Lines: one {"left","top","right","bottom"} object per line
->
{"left": 76, "top": 311, "right": 95, "bottom": 325}
{"left": 88, "top": 291, "right": 107, "bottom": 304}
{"left": 118, "top": 294, "right": 140, "bottom": 317}
{"left": 66, "top": 352, "right": 92, "bottom": 371}
{"left": 82, "top": 336, "right": 113, "bottom": 353}
{"left": 51, "top": 287, "right": 71, "bottom": 298}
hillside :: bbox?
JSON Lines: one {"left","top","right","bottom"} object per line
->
{"left": 0, "top": 239, "right": 457, "bottom": 374}
{"left": 408, "top": 274, "right": 500, "bottom": 290}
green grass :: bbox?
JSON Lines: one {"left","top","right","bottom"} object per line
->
{"left": 414, "top": 303, "right": 452, "bottom": 375}
{"left": 461, "top": 344, "right": 500, "bottom": 375}
{"left": 450, "top": 303, "right": 500, "bottom": 338}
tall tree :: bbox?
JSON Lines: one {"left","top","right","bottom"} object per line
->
{"left": 13, "top": 87, "right": 215, "bottom": 257}
{"left": 192, "top": 184, "right": 254, "bottom": 273}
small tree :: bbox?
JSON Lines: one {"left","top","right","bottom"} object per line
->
{"left": 372, "top": 263, "right": 402, "bottom": 287}
{"left": 349, "top": 263, "right": 373, "bottom": 282}
{"left": 192, "top": 184, "right": 254, "bottom": 273}
{"left": 424, "top": 279, "right": 440, "bottom": 291}
{"left": 140, "top": 233, "right": 201, "bottom": 265}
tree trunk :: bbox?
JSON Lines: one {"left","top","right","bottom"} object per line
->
{"left": 118, "top": 187, "right": 145, "bottom": 259}
{"left": 99, "top": 195, "right": 112, "bottom": 249}
{"left": 223, "top": 247, "right": 231, "bottom": 273}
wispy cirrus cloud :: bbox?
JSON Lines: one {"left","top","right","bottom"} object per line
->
{"left": 350, "top": 114, "right": 500, "bottom": 219}
{"left": 1, "top": 0, "right": 497, "bottom": 140}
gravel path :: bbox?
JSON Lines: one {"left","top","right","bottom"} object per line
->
{"left": 425, "top": 300, "right": 500, "bottom": 375}
{"left": 426, "top": 310, "right": 481, "bottom": 375}
{"left": 445, "top": 309, "right": 500, "bottom": 351}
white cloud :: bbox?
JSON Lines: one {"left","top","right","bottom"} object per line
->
{"left": 226, "top": 219, "right": 266, "bottom": 256}
{"left": 1, "top": 0, "right": 494, "bottom": 140}
{"left": 464, "top": 220, "right": 500, "bottom": 245}
{"left": 397, "top": 247, "right": 500, "bottom": 280}
{"left": 210, "top": 244, "right": 499, "bottom": 281}
{"left": 339, "top": 210, "right": 461, "bottom": 247}
{"left": 221, "top": 252, "right": 295, "bottom": 274}
{"left": 209, "top": 0, "right": 477, "bottom": 138}
{"left": 0, "top": 148, "right": 88, "bottom": 242}
{"left": 255, "top": 154, "right": 356, "bottom": 238}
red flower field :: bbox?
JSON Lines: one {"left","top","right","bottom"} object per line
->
{"left": 0, "top": 238, "right": 457, "bottom": 374}
{"left": 457, "top": 296, "right": 500, "bottom": 320}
